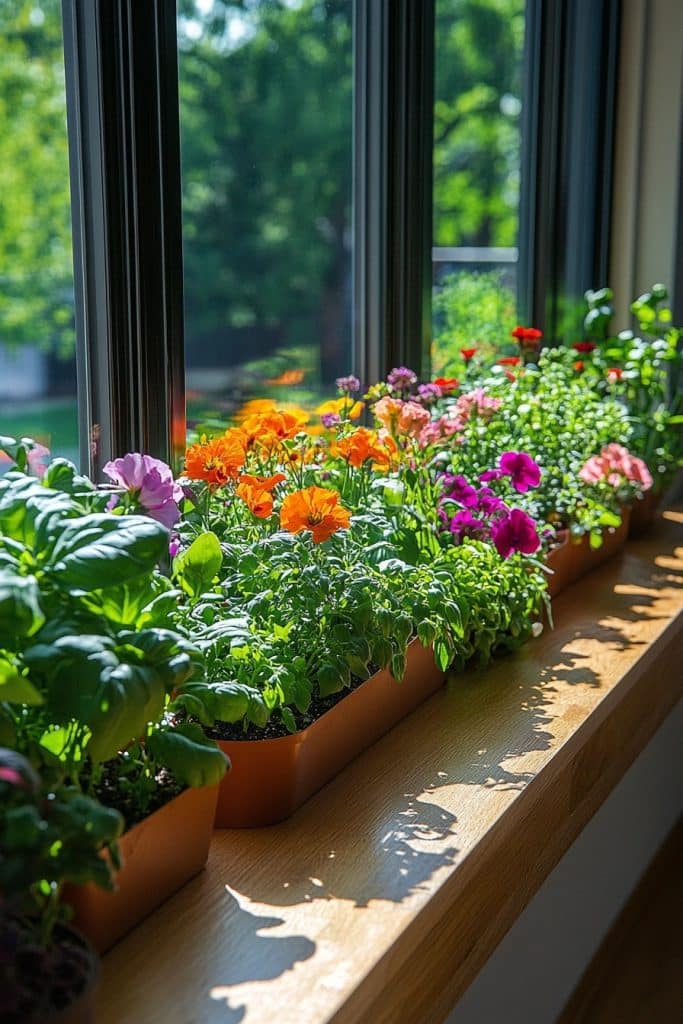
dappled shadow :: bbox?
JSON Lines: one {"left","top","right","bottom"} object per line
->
{"left": 207, "top": 891, "right": 316, "bottom": 1021}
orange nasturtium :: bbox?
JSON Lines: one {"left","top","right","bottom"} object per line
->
{"left": 332, "top": 427, "right": 395, "bottom": 469}
{"left": 185, "top": 434, "right": 246, "bottom": 486}
{"left": 235, "top": 473, "right": 286, "bottom": 519}
{"left": 280, "top": 486, "right": 351, "bottom": 544}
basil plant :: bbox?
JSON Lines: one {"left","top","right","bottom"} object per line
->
{"left": 0, "top": 441, "right": 227, "bottom": 824}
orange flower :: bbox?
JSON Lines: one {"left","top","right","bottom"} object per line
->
{"left": 234, "top": 398, "right": 277, "bottom": 422}
{"left": 185, "top": 434, "right": 246, "bottom": 486}
{"left": 235, "top": 481, "right": 274, "bottom": 519}
{"left": 242, "top": 408, "right": 309, "bottom": 451}
{"left": 280, "top": 486, "right": 351, "bottom": 543}
{"left": 265, "top": 369, "right": 305, "bottom": 386}
{"left": 332, "top": 428, "right": 395, "bottom": 469}
{"left": 238, "top": 472, "right": 286, "bottom": 492}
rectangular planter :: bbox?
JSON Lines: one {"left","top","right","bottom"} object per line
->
{"left": 214, "top": 639, "right": 445, "bottom": 828}
{"left": 546, "top": 506, "right": 631, "bottom": 598}
{"left": 63, "top": 783, "right": 218, "bottom": 953}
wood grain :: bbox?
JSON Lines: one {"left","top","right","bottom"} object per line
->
{"left": 98, "top": 512, "right": 683, "bottom": 1024}
{"left": 558, "top": 817, "right": 683, "bottom": 1023}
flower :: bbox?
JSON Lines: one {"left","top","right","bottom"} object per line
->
{"left": 460, "top": 348, "right": 477, "bottom": 361}
{"left": 280, "top": 486, "right": 351, "bottom": 543}
{"left": 397, "top": 401, "right": 431, "bottom": 437}
{"left": 574, "top": 361, "right": 585, "bottom": 373}
{"left": 491, "top": 509, "right": 540, "bottom": 558}
{"left": 511, "top": 326, "right": 543, "bottom": 345}
{"left": 236, "top": 481, "right": 275, "bottom": 519}
{"left": 479, "top": 469, "right": 502, "bottom": 482}
{"left": 455, "top": 388, "right": 502, "bottom": 422}
{"left": 265, "top": 369, "right": 305, "bottom": 386}
{"left": 333, "top": 428, "right": 395, "bottom": 469}
{"left": 184, "top": 435, "right": 247, "bottom": 487}
{"left": 579, "top": 444, "right": 653, "bottom": 491}
{"left": 497, "top": 356, "right": 521, "bottom": 367}
{"left": 440, "top": 473, "right": 479, "bottom": 508}
{"left": 104, "top": 452, "right": 184, "bottom": 527}
{"left": 499, "top": 451, "right": 542, "bottom": 492}
{"left": 238, "top": 473, "right": 285, "bottom": 492}
{"left": 476, "top": 487, "right": 507, "bottom": 515}
{"left": 26, "top": 442, "right": 50, "bottom": 479}
{"left": 606, "top": 367, "right": 623, "bottom": 383}
{"left": 433, "top": 376, "right": 459, "bottom": 393}
{"left": 336, "top": 374, "right": 361, "bottom": 394}
{"left": 374, "top": 396, "right": 404, "bottom": 433}
{"left": 316, "top": 397, "right": 364, "bottom": 421}
{"left": 444, "top": 508, "right": 485, "bottom": 539}
{"left": 416, "top": 382, "right": 442, "bottom": 405}
{"left": 573, "top": 341, "right": 596, "bottom": 353}
{"left": 387, "top": 366, "right": 418, "bottom": 391}
{"left": 321, "top": 412, "right": 341, "bottom": 428}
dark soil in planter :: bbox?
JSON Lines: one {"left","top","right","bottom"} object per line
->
{"left": 0, "top": 915, "right": 97, "bottom": 1024}
{"left": 93, "top": 762, "right": 184, "bottom": 829}
{"left": 206, "top": 666, "right": 379, "bottom": 741}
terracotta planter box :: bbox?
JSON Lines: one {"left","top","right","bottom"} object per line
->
{"left": 546, "top": 506, "right": 631, "bottom": 598}
{"left": 63, "top": 783, "right": 218, "bottom": 954}
{"left": 214, "top": 639, "right": 445, "bottom": 828}
{"left": 628, "top": 489, "right": 661, "bottom": 538}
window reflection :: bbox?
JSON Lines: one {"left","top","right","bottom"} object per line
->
{"left": 432, "top": 0, "right": 525, "bottom": 375}
{"left": 0, "top": 0, "right": 78, "bottom": 466}
{"left": 178, "top": 0, "right": 353, "bottom": 432}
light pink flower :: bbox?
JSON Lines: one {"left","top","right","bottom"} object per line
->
{"left": 27, "top": 442, "right": 50, "bottom": 479}
{"left": 397, "top": 401, "right": 431, "bottom": 437}
{"left": 104, "top": 453, "right": 184, "bottom": 528}
{"left": 455, "top": 388, "right": 502, "bottom": 423}
{"left": 374, "top": 396, "right": 404, "bottom": 433}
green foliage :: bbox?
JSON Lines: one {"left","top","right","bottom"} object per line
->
{"left": 432, "top": 269, "right": 517, "bottom": 374}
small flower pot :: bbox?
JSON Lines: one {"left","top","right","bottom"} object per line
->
{"left": 545, "top": 507, "right": 631, "bottom": 598}
{"left": 214, "top": 639, "right": 445, "bottom": 828}
{"left": 62, "top": 783, "right": 218, "bottom": 954}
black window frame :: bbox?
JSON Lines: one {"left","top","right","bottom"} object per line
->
{"left": 62, "top": 0, "right": 620, "bottom": 472}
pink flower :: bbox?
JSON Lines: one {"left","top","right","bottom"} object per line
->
{"left": 103, "top": 453, "right": 184, "bottom": 528}
{"left": 579, "top": 444, "right": 653, "bottom": 492}
{"left": 397, "top": 401, "right": 431, "bottom": 437}
{"left": 440, "top": 473, "right": 479, "bottom": 508}
{"left": 499, "top": 451, "right": 542, "bottom": 492}
{"left": 418, "top": 414, "right": 464, "bottom": 447}
{"left": 491, "top": 509, "right": 540, "bottom": 558}
{"left": 27, "top": 442, "right": 50, "bottom": 479}
{"left": 579, "top": 456, "right": 606, "bottom": 485}
{"left": 455, "top": 388, "right": 502, "bottom": 423}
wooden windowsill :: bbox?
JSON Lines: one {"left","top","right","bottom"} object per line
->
{"left": 99, "top": 512, "right": 683, "bottom": 1024}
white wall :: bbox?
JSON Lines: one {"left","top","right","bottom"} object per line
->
{"left": 445, "top": 698, "right": 683, "bottom": 1024}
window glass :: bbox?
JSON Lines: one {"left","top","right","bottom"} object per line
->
{"left": 432, "top": 0, "right": 525, "bottom": 376}
{"left": 177, "top": 0, "right": 353, "bottom": 431}
{"left": 0, "top": 0, "right": 78, "bottom": 466}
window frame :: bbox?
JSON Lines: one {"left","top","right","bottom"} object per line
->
{"left": 62, "top": 0, "right": 620, "bottom": 469}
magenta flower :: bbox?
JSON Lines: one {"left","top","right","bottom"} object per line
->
{"left": 103, "top": 453, "right": 184, "bottom": 529}
{"left": 499, "top": 451, "right": 542, "bottom": 492}
{"left": 479, "top": 468, "right": 502, "bottom": 483}
{"left": 491, "top": 509, "right": 540, "bottom": 558}
{"left": 476, "top": 487, "right": 507, "bottom": 515}
{"left": 441, "top": 473, "right": 479, "bottom": 508}
{"left": 416, "top": 382, "right": 442, "bottom": 405}
{"left": 449, "top": 509, "right": 485, "bottom": 535}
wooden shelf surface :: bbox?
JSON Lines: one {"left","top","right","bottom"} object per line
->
{"left": 98, "top": 512, "right": 683, "bottom": 1024}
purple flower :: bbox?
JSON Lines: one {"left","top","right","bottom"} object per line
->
{"left": 440, "top": 473, "right": 479, "bottom": 508}
{"left": 491, "top": 509, "right": 540, "bottom": 558}
{"left": 449, "top": 509, "right": 485, "bottom": 535}
{"left": 335, "top": 375, "right": 361, "bottom": 394}
{"left": 103, "top": 453, "right": 183, "bottom": 529}
{"left": 479, "top": 468, "right": 502, "bottom": 483}
{"left": 476, "top": 487, "right": 507, "bottom": 515}
{"left": 168, "top": 536, "right": 181, "bottom": 560}
{"left": 498, "top": 451, "right": 542, "bottom": 493}
{"left": 321, "top": 412, "right": 341, "bottom": 428}
{"left": 416, "top": 382, "right": 442, "bottom": 405}
{"left": 387, "top": 366, "right": 418, "bottom": 391}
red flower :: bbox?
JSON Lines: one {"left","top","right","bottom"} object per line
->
{"left": 497, "top": 356, "right": 521, "bottom": 367}
{"left": 433, "top": 376, "right": 459, "bottom": 393}
{"left": 573, "top": 341, "right": 596, "bottom": 353}
{"left": 460, "top": 348, "right": 477, "bottom": 361}
{"left": 574, "top": 360, "right": 585, "bottom": 372}
{"left": 511, "top": 326, "right": 543, "bottom": 345}
{"left": 606, "top": 367, "right": 623, "bottom": 383}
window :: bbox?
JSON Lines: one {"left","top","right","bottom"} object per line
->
{"left": 56, "top": 0, "right": 619, "bottom": 471}
{"left": 0, "top": 0, "right": 78, "bottom": 464}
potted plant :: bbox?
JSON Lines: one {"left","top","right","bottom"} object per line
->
{"left": 0, "top": 441, "right": 229, "bottom": 951}
{"left": 0, "top": 747, "right": 122, "bottom": 1023}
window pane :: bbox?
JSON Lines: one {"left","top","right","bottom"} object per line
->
{"left": 0, "top": 0, "right": 78, "bottom": 466}
{"left": 432, "top": 0, "right": 525, "bottom": 375}
{"left": 178, "top": 0, "right": 353, "bottom": 429}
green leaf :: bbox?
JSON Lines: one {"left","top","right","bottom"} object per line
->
{"left": 49, "top": 515, "right": 168, "bottom": 591}
{"left": 0, "top": 656, "right": 43, "bottom": 705}
{"left": 147, "top": 722, "right": 229, "bottom": 787}
{"left": 174, "top": 532, "right": 223, "bottom": 598}
{"left": 0, "top": 571, "right": 45, "bottom": 637}
{"left": 174, "top": 680, "right": 252, "bottom": 724}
